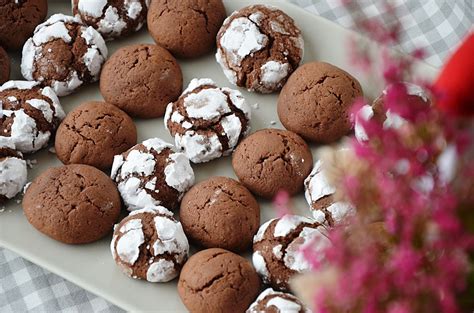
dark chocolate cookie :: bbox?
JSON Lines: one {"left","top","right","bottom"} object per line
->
{"left": 23, "top": 164, "right": 121, "bottom": 244}
{"left": 55, "top": 101, "right": 137, "bottom": 170}
{"left": 100, "top": 44, "right": 182, "bottom": 118}
{"left": 247, "top": 288, "right": 310, "bottom": 313}
{"left": 0, "top": 46, "right": 10, "bottom": 84}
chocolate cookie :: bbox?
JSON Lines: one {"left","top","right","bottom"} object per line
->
{"left": 232, "top": 129, "right": 313, "bottom": 199}
{"left": 0, "top": 46, "right": 10, "bottom": 84}
{"left": 111, "top": 206, "right": 189, "bottom": 282}
{"left": 178, "top": 248, "right": 261, "bottom": 313}
{"left": 0, "top": 144, "right": 27, "bottom": 203}
{"left": 247, "top": 288, "right": 310, "bottom": 313}
{"left": 180, "top": 176, "right": 260, "bottom": 252}
{"left": 164, "top": 78, "right": 251, "bottom": 163}
{"left": 253, "top": 215, "right": 330, "bottom": 291}
{"left": 100, "top": 44, "right": 182, "bottom": 118}
{"left": 110, "top": 138, "right": 194, "bottom": 211}
{"left": 277, "top": 62, "right": 363, "bottom": 143}
{"left": 0, "top": 80, "right": 65, "bottom": 153}
{"left": 72, "top": 0, "right": 149, "bottom": 40}
{"left": 304, "top": 159, "right": 355, "bottom": 226}
{"left": 55, "top": 101, "right": 137, "bottom": 170}
{"left": 21, "top": 14, "right": 108, "bottom": 96}
{"left": 0, "top": 0, "right": 48, "bottom": 50}
{"left": 216, "top": 5, "right": 303, "bottom": 93}
{"left": 355, "top": 82, "right": 431, "bottom": 142}
{"left": 147, "top": 0, "right": 226, "bottom": 58}
{"left": 23, "top": 164, "right": 121, "bottom": 244}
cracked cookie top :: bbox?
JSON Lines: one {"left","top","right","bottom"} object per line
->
{"left": 73, "top": 0, "right": 150, "bottom": 40}
{"left": 110, "top": 206, "right": 189, "bottom": 283}
{"left": 0, "top": 46, "right": 10, "bottom": 84}
{"left": 110, "top": 138, "right": 195, "bottom": 211}
{"left": 0, "top": 145, "right": 27, "bottom": 203}
{"left": 232, "top": 128, "right": 313, "bottom": 199}
{"left": 246, "top": 288, "right": 311, "bottom": 313}
{"left": 278, "top": 61, "right": 363, "bottom": 144}
{"left": 21, "top": 14, "right": 108, "bottom": 96}
{"left": 22, "top": 164, "right": 121, "bottom": 244}
{"left": 252, "top": 215, "right": 330, "bottom": 291}
{"left": 0, "top": 80, "right": 65, "bottom": 153}
{"left": 0, "top": 0, "right": 48, "bottom": 50}
{"left": 178, "top": 248, "right": 261, "bottom": 313}
{"left": 147, "top": 0, "right": 226, "bottom": 58}
{"left": 55, "top": 101, "right": 137, "bottom": 170}
{"left": 100, "top": 44, "right": 183, "bottom": 118}
{"left": 216, "top": 5, "right": 303, "bottom": 93}
{"left": 179, "top": 176, "right": 260, "bottom": 252}
{"left": 164, "top": 78, "right": 251, "bottom": 163}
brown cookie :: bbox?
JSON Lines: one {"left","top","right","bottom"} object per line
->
{"left": 277, "top": 62, "right": 363, "bottom": 143}
{"left": 216, "top": 5, "right": 304, "bottom": 93}
{"left": 180, "top": 176, "right": 260, "bottom": 252}
{"left": 55, "top": 101, "right": 137, "bottom": 171}
{"left": 252, "top": 215, "right": 330, "bottom": 291}
{"left": 148, "top": 0, "right": 226, "bottom": 58}
{"left": 178, "top": 248, "right": 261, "bottom": 313}
{"left": 72, "top": 0, "right": 149, "bottom": 40}
{"left": 100, "top": 44, "right": 183, "bottom": 118}
{"left": 23, "top": 164, "right": 121, "bottom": 244}
{"left": 232, "top": 129, "right": 313, "bottom": 199}
{"left": 111, "top": 206, "right": 189, "bottom": 282}
{"left": 247, "top": 288, "right": 310, "bottom": 313}
{"left": 0, "top": 46, "right": 10, "bottom": 84}
{"left": 0, "top": 0, "right": 48, "bottom": 50}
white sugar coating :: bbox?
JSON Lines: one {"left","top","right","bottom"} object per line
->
{"left": 98, "top": 6, "right": 127, "bottom": 38}
{"left": 220, "top": 114, "right": 242, "bottom": 152}
{"left": 20, "top": 39, "right": 38, "bottom": 81}
{"left": 312, "top": 210, "right": 326, "bottom": 224}
{"left": 144, "top": 177, "right": 156, "bottom": 190}
{"left": 248, "top": 288, "right": 305, "bottom": 313}
{"left": 254, "top": 219, "right": 275, "bottom": 243}
{"left": 283, "top": 226, "right": 330, "bottom": 272}
{"left": 384, "top": 110, "right": 406, "bottom": 129}
{"left": 37, "top": 14, "right": 80, "bottom": 29}
{"left": 164, "top": 153, "right": 194, "bottom": 194}
{"left": 223, "top": 87, "right": 251, "bottom": 118}
{"left": 215, "top": 49, "right": 238, "bottom": 85}
{"left": 117, "top": 176, "right": 160, "bottom": 211}
{"left": 116, "top": 150, "right": 156, "bottom": 178}
{"left": 248, "top": 12, "right": 264, "bottom": 24}
{"left": 252, "top": 251, "right": 269, "bottom": 278}
{"left": 270, "top": 20, "right": 290, "bottom": 35}
{"left": 142, "top": 137, "right": 173, "bottom": 153}
{"left": 274, "top": 214, "right": 312, "bottom": 237}
{"left": 146, "top": 259, "right": 176, "bottom": 282}
{"left": 266, "top": 297, "right": 302, "bottom": 312}
{"left": 220, "top": 17, "right": 268, "bottom": 67}
{"left": 41, "top": 87, "right": 65, "bottom": 120}
{"left": 116, "top": 219, "right": 144, "bottom": 265}
{"left": 260, "top": 61, "right": 290, "bottom": 91}
{"left": 3, "top": 109, "right": 50, "bottom": 153}
{"left": 437, "top": 144, "right": 458, "bottom": 183}
{"left": 51, "top": 70, "right": 83, "bottom": 97}
{"left": 171, "top": 111, "right": 184, "bottom": 124}
{"left": 354, "top": 104, "right": 374, "bottom": 142}
{"left": 0, "top": 157, "right": 28, "bottom": 199}
{"left": 110, "top": 155, "right": 125, "bottom": 179}
{"left": 405, "top": 82, "right": 429, "bottom": 102}
{"left": 26, "top": 99, "right": 54, "bottom": 123}
{"left": 81, "top": 26, "right": 108, "bottom": 78}
{"left": 128, "top": 206, "right": 173, "bottom": 217}
{"left": 272, "top": 244, "right": 283, "bottom": 259}
{"left": 125, "top": 0, "right": 143, "bottom": 19}
{"left": 175, "top": 131, "right": 223, "bottom": 163}
{"left": 152, "top": 216, "right": 189, "bottom": 263}
{"left": 0, "top": 81, "right": 38, "bottom": 91}
{"left": 304, "top": 160, "right": 336, "bottom": 205}
{"left": 32, "top": 21, "right": 72, "bottom": 45}
{"left": 163, "top": 103, "right": 173, "bottom": 131}
{"left": 326, "top": 202, "right": 355, "bottom": 225}
{"left": 78, "top": 0, "right": 107, "bottom": 18}
{"left": 183, "top": 88, "right": 230, "bottom": 120}
{"left": 183, "top": 78, "right": 216, "bottom": 94}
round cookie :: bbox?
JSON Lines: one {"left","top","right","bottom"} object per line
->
{"left": 180, "top": 176, "right": 259, "bottom": 252}
{"left": 304, "top": 160, "right": 355, "bottom": 227}
{"left": 0, "top": 144, "right": 27, "bottom": 203}
{"left": 216, "top": 5, "right": 303, "bottom": 93}
{"left": 147, "top": 0, "right": 226, "bottom": 58}
{"left": 0, "top": 80, "right": 65, "bottom": 153}
{"left": 23, "top": 164, "right": 121, "bottom": 244}
{"left": 164, "top": 78, "right": 251, "bottom": 163}
{"left": 111, "top": 206, "right": 189, "bottom": 282}
{"left": 72, "top": 0, "right": 149, "bottom": 40}
{"left": 247, "top": 288, "right": 311, "bottom": 313}
{"left": 21, "top": 14, "right": 108, "bottom": 96}
{"left": 178, "top": 248, "right": 261, "bottom": 313}
{"left": 355, "top": 82, "right": 431, "bottom": 142}
{"left": 0, "top": 46, "right": 10, "bottom": 84}
{"left": 277, "top": 61, "right": 363, "bottom": 143}
{"left": 232, "top": 129, "right": 313, "bottom": 199}
{"left": 100, "top": 44, "right": 182, "bottom": 118}
{"left": 110, "top": 138, "right": 194, "bottom": 211}
{"left": 252, "top": 215, "right": 330, "bottom": 291}
{"left": 0, "top": 0, "right": 48, "bottom": 50}
{"left": 55, "top": 101, "right": 137, "bottom": 170}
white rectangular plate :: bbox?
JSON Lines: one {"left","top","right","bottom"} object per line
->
{"left": 0, "top": 1, "right": 438, "bottom": 311}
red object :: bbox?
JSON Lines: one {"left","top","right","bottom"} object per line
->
{"left": 434, "top": 32, "right": 474, "bottom": 116}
